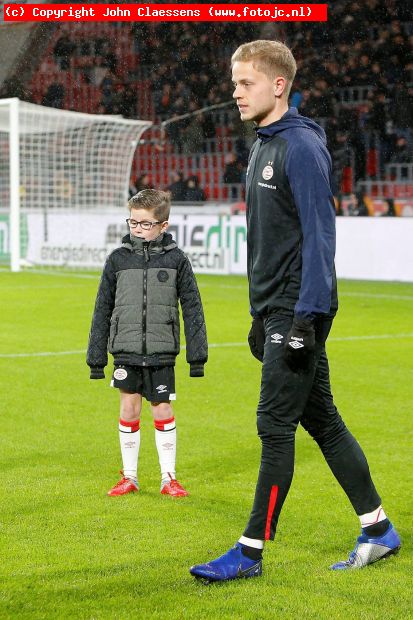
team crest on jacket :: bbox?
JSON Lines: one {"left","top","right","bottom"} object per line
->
{"left": 262, "top": 165, "right": 274, "bottom": 180}
{"left": 157, "top": 270, "right": 169, "bottom": 282}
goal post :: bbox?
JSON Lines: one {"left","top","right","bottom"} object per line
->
{"left": 0, "top": 98, "right": 152, "bottom": 271}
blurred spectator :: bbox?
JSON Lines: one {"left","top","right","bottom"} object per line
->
{"left": 185, "top": 175, "right": 206, "bottom": 202}
{"left": 53, "top": 36, "right": 76, "bottom": 70}
{"left": 223, "top": 153, "right": 243, "bottom": 184}
{"left": 366, "top": 90, "right": 393, "bottom": 175}
{"left": 330, "top": 130, "right": 352, "bottom": 195}
{"left": 129, "top": 179, "right": 138, "bottom": 199}
{"left": 389, "top": 136, "right": 413, "bottom": 168}
{"left": 154, "top": 83, "right": 172, "bottom": 117}
{"left": 223, "top": 153, "right": 245, "bottom": 199}
{"left": 168, "top": 172, "right": 187, "bottom": 201}
{"left": 0, "top": 75, "right": 30, "bottom": 100}
{"left": 113, "top": 84, "right": 136, "bottom": 118}
{"left": 42, "top": 80, "right": 65, "bottom": 108}
{"left": 100, "top": 70, "right": 117, "bottom": 114}
{"left": 346, "top": 192, "right": 369, "bottom": 216}
{"left": 135, "top": 174, "right": 152, "bottom": 192}
{"left": 354, "top": 191, "right": 370, "bottom": 216}
{"left": 382, "top": 198, "right": 397, "bottom": 216}
{"left": 391, "top": 84, "right": 413, "bottom": 143}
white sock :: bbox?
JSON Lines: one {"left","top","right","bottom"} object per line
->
{"left": 119, "top": 418, "right": 140, "bottom": 484}
{"left": 238, "top": 536, "right": 265, "bottom": 550}
{"left": 359, "top": 505, "right": 387, "bottom": 528}
{"left": 154, "top": 416, "right": 176, "bottom": 485}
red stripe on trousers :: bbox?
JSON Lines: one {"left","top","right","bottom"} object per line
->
{"left": 264, "top": 485, "right": 279, "bottom": 540}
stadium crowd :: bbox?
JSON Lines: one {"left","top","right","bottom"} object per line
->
{"left": 0, "top": 0, "right": 412, "bottom": 205}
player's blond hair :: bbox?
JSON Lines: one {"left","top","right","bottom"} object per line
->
{"left": 128, "top": 189, "right": 171, "bottom": 222}
{"left": 231, "top": 40, "right": 297, "bottom": 96}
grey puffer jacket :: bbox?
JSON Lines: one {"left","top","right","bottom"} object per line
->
{"left": 87, "top": 232, "right": 207, "bottom": 375}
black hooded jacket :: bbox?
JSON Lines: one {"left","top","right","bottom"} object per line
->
{"left": 246, "top": 107, "right": 338, "bottom": 319}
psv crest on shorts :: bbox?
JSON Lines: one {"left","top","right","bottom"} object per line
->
{"left": 114, "top": 368, "right": 128, "bottom": 380}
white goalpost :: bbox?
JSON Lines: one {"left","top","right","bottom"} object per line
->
{"left": 0, "top": 98, "right": 152, "bottom": 271}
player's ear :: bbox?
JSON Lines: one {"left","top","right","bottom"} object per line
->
{"left": 161, "top": 221, "right": 169, "bottom": 232}
{"left": 273, "top": 76, "right": 286, "bottom": 97}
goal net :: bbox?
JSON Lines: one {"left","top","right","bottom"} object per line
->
{"left": 0, "top": 98, "right": 152, "bottom": 270}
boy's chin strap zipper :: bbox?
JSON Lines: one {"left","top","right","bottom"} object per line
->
{"left": 143, "top": 242, "right": 150, "bottom": 262}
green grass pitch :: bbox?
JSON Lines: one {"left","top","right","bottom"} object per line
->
{"left": 0, "top": 272, "right": 412, "bottom": 619}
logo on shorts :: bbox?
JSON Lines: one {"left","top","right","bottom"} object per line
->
{"left": 114, "top": 368, "right": 128, "bottom": 380}
{"left": 156, "top": 384, "right": 168, "bottom": 394}
{"left": 157, "top": 270, "right": 169, "bottom": 282}
{"left": 271, "top": 333, "right": 283, "bottom": 344}
{"left": 262, "top": 164, "right": 274, "bottom": 180}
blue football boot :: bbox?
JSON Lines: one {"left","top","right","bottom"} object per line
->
{"left": 190, "top": 543, "right": 263, "bottom": 583}
{"left": 330, "top": 523, "right": 401, "bottom": 570}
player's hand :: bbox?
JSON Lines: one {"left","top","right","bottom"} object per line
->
{"left": 90, "top": 366, "right": 105, "bottom": 379}
{"left": 248, "top": 316, "right": 265, "bottom": 362}
{"left": 190, "top": 363, "right": 204, "bottom": 377}
{"left": 284, "top": 318, "right": 315, "bottom": 372}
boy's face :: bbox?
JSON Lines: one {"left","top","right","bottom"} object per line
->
{"left": 128, "top": 207, "right": 169, "bottom": 241}
{"left": 232, "top": 60, "right": 286, "bottom": 126}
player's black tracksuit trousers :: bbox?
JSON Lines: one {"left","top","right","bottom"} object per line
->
{"left": 243, "top": 312, "right": 381, "bottom": 541}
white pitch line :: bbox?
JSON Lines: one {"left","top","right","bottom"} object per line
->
{"left": 330, "top": 333, "right": 413, "bottom": 342}
{"left": 341, "top": 292, "right": 413, "bottom": 301}
{"left": 1, "top": 333, "right": 413, "bottom": 359}
{"left": 0, "top": 349, "right": 86, "bottom": 358}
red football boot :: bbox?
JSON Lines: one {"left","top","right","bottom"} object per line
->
{"left": 107, "top": 472, "right": 139, "bottom": 496}
{"left": 161, "top": 478, "right": 189, "bottom": 497}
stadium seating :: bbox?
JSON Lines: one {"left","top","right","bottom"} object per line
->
{"left": 3, "top": 7, "right": 411, "bottom": 206}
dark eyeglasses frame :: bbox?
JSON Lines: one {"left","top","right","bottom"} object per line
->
{"left": 126, "top": 218, "right": 163, "bottom": 230}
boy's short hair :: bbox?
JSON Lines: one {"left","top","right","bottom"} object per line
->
{"left": 128, "top": 189, "right": 171, "bottom": 221}
{"left": 231, "top": 40, "right": 297, "bottom": 97}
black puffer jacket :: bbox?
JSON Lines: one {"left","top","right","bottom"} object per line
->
{"left": 87, "top": 232, "right": 208, "bottom": 374}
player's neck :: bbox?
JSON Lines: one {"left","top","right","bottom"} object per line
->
{"left": 257, "top": 101, "right": 289, "bottom": 127}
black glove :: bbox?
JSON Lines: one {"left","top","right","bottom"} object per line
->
{"left": 248, "top": 316, "right": 265, "bottom": 362}
{"left": 190, "top": 363, "right": 204, "bottom": 377}
{"left": 90, "top": 366, "right": 105, "bottom": 380}
{"left": 284, "top": 318, "right": 315, "bottom": 372}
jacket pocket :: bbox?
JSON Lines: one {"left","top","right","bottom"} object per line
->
{"left": 166, "top": 317, "right": 178, "bottom": 351}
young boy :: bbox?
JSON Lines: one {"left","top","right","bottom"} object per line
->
{"left": 87, "top": 189, "right": 207, "bottom": 497}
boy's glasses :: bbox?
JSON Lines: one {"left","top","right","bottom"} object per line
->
{"left": 126, "top": 218, "right": 162, "bottom": 230}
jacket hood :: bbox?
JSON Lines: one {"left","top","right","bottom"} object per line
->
{"left": 122, "top": 232, "right": 177, "bottom": 253}
{"left": 256, "top": 107, "right": 327, "bottom": 145}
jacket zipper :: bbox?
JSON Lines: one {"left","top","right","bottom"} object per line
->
{"left": 142, "top": 242, "right": 149, "bottom": 362}
{"left": 246, "top": 139, "right": 262, "bottom": 279}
